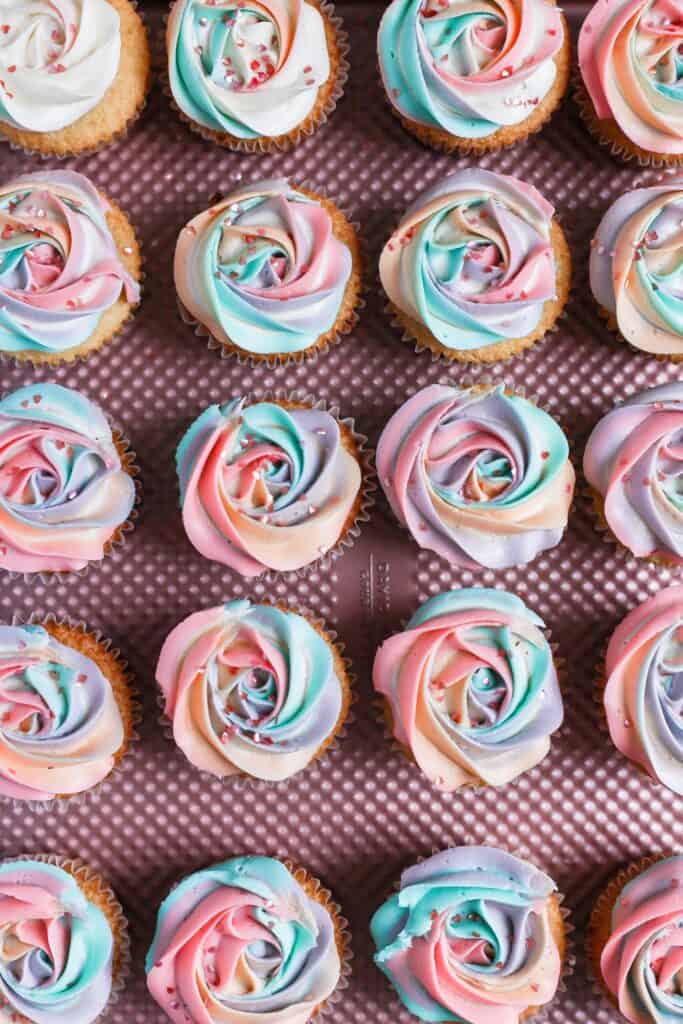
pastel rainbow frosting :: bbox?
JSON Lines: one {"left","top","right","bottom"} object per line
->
{"left": 583, "top": 382, "right": 683, "bottom": 563}
{"left": 371, "top": 846, "right": 563, "bottom": 1024}
{"left": 591, "top": 177, "right": 683, "bottom": 357}
{"left": 176, "top": 397, "right": 362, "bottom": 576}
{"left": 380, "top": 169, "right": 559, "bottom": 354}
{"left": 0, "top": 382, "right": 136, "bottom": 575}
{"left": 378, "top": 0, "right": 565, "bottom": 139}
{"left": 0, "top": 858, "right": 114, "bottom": 1024}
{"left": 0, "top": 0, "right": 120, "bottom": 133}
{"left": 146, "top": 856, "right": 342, "bottom": 1024}
{"left": 579, "top": 0, "right": 683, "bottom": 158}
{"left": 0, "top": 623, "right": 125, "bottom": 802}
{"left": 0, "top": 170, "right": 139, "bottom": 357}
{"left": 377, "top": 383, "right": 575, "bottom": 569}
{"left": 157, "top": 601, "right": 345, "bottom": 781}
{"left": 167, "top": 0, "right": 332, "bottom": 141}
{"left": 604, "top": 586, "right": 683, "bottom": 794}
{"left": 599, "top": 855, "right": 683, "bottom": 1023}
{"left": 175, "top": 179, "right": 353, "bottom": 357}
{"left": 374, "top": 588, "right": 563, "bottom": 790}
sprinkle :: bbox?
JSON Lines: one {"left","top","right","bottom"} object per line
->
{"left": 306, "top": 78, "right": 315, "bottom": 86}
{"left": 500, "top": 66, "right": 513, "bottom": 77}
{"left": 541, "top": 450, "right": 549, "bottom": 459}
{"left": 624, "top": 719, "right": 631, "bottom": 728}
{"left": 33, "top": 394, "right": 41, "bottom": 403}
{"left": 304, "top": 65, "right": 313, "bottom": 73}
{"left": 123, "top": 246, "right": 133, "bottom": 254}
{"left": 6, "top": 65, "right": 15, "bottom": 73}
{"left": 76, "top": 673, "right": 87, "bottom": 684}
{"left": 0, "top": 25, "right": 9, "bottom": 34}
{"left": 308, "top": 504, "right": 317, "bottom": 515}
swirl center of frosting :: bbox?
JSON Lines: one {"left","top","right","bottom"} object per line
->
{"left": 189, "top": 4, "right": 281, "bottom": 92}
{"left": 420, "top": 3, "right": 508, "bottom": 78}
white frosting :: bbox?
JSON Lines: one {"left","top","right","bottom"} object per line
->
{"left": 0, "top": 0, "right": 121, "bottom": 133}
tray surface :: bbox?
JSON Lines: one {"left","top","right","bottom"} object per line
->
{"left": 0, "top": 3, "right": 678, "bottom": 1022}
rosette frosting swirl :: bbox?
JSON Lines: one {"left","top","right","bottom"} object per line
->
{"left": 579, "top": 0, "right": 683, "bottom": 157}
{"left": 175, "top": 179, "right": 352, "bottom": 357}
{"left": 0, "top": 624, "right": 125, "bottom": 802}
{"left": 600, "top": 855, "right": 683, "bottom": 1023}
{"left": 591, "top": 177, "right": 683, "bottom": 357}
{"left": 147, "top": 856, "right": 341, "bottom": 1024}
{"left": 584, "top": 383, "right": 683, "bottom": 563}
{"left": 177, "top": 398, "right": 362, "bottom": 576}
{"left": 0, "top": 859, "right": 113, "bottom": 1024}
{"left": 0, "top": 382, "right": 136, "bottom": 574}
{"left": 157, "top": 601, "right": 344, "bottom": 781}
{"left": 167, "top": 0, "right": 331, "bottom": 141}
{"left": 374, "top": 588, "right": 563, "bottom": 789}
{"left": 380, "top": 169, "right": 559, "bottom": 353}
{"left": 371, "top": 847, "right": 563, "bottom": 1024}
{"left": 604, "top": 586, "right": 683, "bottom": 794}
{"left": 377, "top": 383, "right": 574, "bottom": 569}
{"left": 378, "top": 0, "right": 564, "bottom": 138}
{"left": 0, "top": 0, "right": 120, "bottom": 133}
{"left": 0, "top": 170, "right": 139, "bottom": 356}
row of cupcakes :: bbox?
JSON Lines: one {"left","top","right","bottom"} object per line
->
{"left": 5, "top": 167, "right": 683, "bottom": 367}
{"left": 0, "top": 0, "right": 680, "bottom": 165}
{"left": 0, "top": 846, "right": 680, "bottom": 1024}
{"left": 3, "top": 580, "right": 683, "bottom": 800}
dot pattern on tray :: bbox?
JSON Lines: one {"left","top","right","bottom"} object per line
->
{"left": 0, "top": 3, "right": 681, "bottom": 1022}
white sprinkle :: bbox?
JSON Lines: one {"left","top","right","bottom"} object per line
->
{"left": 123, "top": 246, "right": 133, "bottom": 254}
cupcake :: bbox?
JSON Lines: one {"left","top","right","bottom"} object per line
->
{"left": 378, "top": 0, "right": 570, "bottom": 154}
{"left": 380, "top": 169, "right": 571, "bottom": 363}
{"left": 0, "top": 382, "right": 137, "bottom": 575}
{"left": 584, "top": 382, "right": 683, "bottom": 565}
{"left": 578, "top": 0, "right": 683, "bottom": 166}
{"left": 177, "top": 396, "right": 366, "bottom": 576}
{"left": 377, "top": 383, "right": 575, "bottom": 569}
{"left": 156, "top": 601, "right": 351, "bottom": 782}
{"left": 371, "top": 846, "right": 566, "bottom": 1023}
{"left": 0, "top": 620, "right": 135, "bottom": 802}
{"left": 591, "top": 176, "right": 683, "bottom": 360}
{"left": 0, "top": 855, "right": 129, "bottom": 1024}
{"left": 589, "top": 854, "right": 683, "bottom": 1022}
{"left": 147, "top": 855, "right": 347, "bottom": 1023}
{"left": 0, "top": 0, "right": 150, "bottom": 157}
{"left": 0, "top": 170, "right": 141, "bottom": 364}
{"left": 601, "top": 586, "right": 683, "bottom": 794}
{"left": 166, "top": 0, "right": 347, "bottom": 151}
{"left": 374, "top": 588, "right": 563, "bottom": 790}
{"left": 175, "top": 179, "right": 361, "bottom": 364}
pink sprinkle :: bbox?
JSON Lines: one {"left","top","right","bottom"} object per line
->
{"left": 306, "top": 78, "right": 315, "bottom": 86}
{"left": 6, "top": 65, "right": 15, "bottom": 73}
{"left": 1, "top": 25, "right": 9, "bottom": 34}
{"left": 391, "top": 88, "right": 400, "bottom": 98}
{"left": 33, "top": 394, "right": 41, "bottom": 403}
{"left": 304, "top": 65, "right": 313, "bottom": 72}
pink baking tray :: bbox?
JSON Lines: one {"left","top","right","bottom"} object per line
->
{"left": 0, "top": 3, "right": 678, "bottom": 1022}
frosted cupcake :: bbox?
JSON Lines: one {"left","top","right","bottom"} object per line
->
{"left": 0, "top": 170, "right": 141, "bottom": 364}
{"left": 0, "top": 0, "right": 150, "bottom": 157}
{"left": 374, "top": 588, "right": 563, "bottom": 790}
{"left": 377, "top": 383, "right": 575, "bottom": 569}
{"left": 584, "top": 383, "right": 683, "bottom": 565}
{"left": 371, "top": 847, "right": 566, "bottom": 1023}
{"left": 378, "top": 0, "right": 570, "bottom": 154}
{"left": 157, "top": 601, "right": 351, "bottom": 782}
{"left": 175, "top": 179, "right": 361, "bottom": 363}
{"left": 589, "top": 854, "right": 683, "bottom": 1022}
{"left": 380, "top": 169, "right": 571, "bottom": 363}
{"left": 601, "top": 586, "right": 683, "bottom": 794}
{"left": 0, "top": 621, "right": 134, "bottom": 802}
{"left": 166, "top": 0, "right": 348, "bottom": 151}
{"left": 0, "top": 382, "right": 137, "bottom": 575}
{"left": 0, "top": 855, "right": 129, "bottom": 1024}
{"left": 591, "top": 177, "right": 683, "bottom": 360}
{"left": 578, "top": 0, "right": 683, "bottom": 165}
{"left": 147, "top": 855, "right": 347, "bottom": 1023}
{"left": 177, "top": 397, "right": 365, "bottom": 576}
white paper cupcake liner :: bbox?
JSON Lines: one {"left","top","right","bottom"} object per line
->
{"left": 161, "top": 0, "right": 349, "bottom": 153}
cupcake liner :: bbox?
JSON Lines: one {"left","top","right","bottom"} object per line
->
{"left": 0, "top": 0, "right": 151, "bottom": 161}
{"left": 157, "top": 601, "right": 356, "bottom": 791}
{"left": 0, "top": 612, "right": 141, "bottom": 812}
{"left": 381, "top": 218, "right": 572, "bottom": 365}
{"left": 586, "top": 853, "right": 679, "bottom": 1012}
{"left": 161, "top": 0, "right": 349, "bottom": 154}
{"left": 573, "top": 72, "right": 683, "bottom": 169}
{"left": 177, "top": 182, "right": 364, "bottom": 368}
{"left": 1, "top": 853, "right": 131, "bottom": 1019}
{"left": 0, "top": 404, "right": 141, "bottom": 586}
{"left": 0, "top": 193, "right": 145, "bottom": 368}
